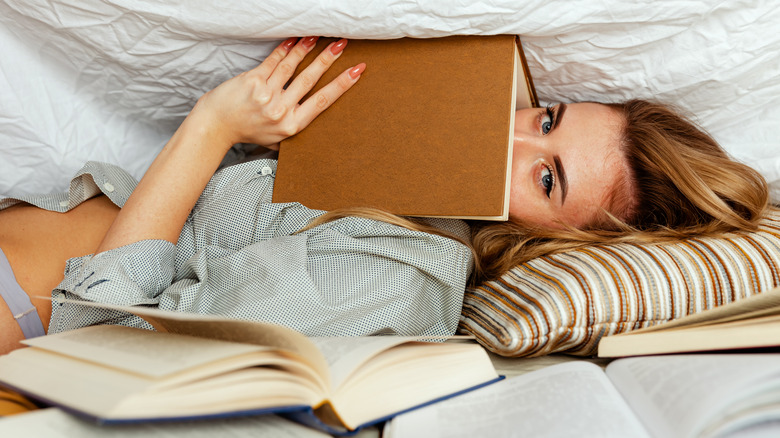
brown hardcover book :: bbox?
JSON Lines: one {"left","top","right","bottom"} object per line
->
{"left": 272, "top": 35, "right": 537, "bottom": 220}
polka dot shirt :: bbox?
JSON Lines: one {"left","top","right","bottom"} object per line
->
{"left": 1, "top": 160, "right": 472, "bottom": 337}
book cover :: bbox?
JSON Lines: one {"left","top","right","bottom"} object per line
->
{"left": 273, "top": 35, "right": 537, "bottom": 220}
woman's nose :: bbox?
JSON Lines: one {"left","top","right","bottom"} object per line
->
{"left": 512, "top": 108, "right": 542, "bottom": 149}
{"left": 513, "top": 126, "right": 542, "bottom": 152}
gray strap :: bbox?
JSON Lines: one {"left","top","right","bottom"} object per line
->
{"left": 0, "top": 248, "right": 46, "bottom": 338}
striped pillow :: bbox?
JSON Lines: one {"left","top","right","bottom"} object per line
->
{"left": 459, "top": 209, "right": 780, "bottom": 357}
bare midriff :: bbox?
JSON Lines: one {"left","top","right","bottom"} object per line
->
{"left": 0, "top": 195, "right": 119, "bottom": 353}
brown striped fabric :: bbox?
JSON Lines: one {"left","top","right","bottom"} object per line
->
{"left": 459, "top": 209, "right": 780, "bottom": 357}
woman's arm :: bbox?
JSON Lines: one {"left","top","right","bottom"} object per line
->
{"left": 95, "top": 37, "right": 364, "bottom": 253}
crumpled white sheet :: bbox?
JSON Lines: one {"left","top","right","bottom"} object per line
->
{"left": 1, "top": 0, "right": 778, "bottom": 201}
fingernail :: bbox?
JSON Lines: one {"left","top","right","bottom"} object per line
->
{"left": 302, "top": 36, "right": 319, "bottom": 48}
{"left": 282, "top": 37, "right": 297, "bottom": 51}
{"left": 330, "top": 39, "right": 348, "bottom": 55}
{"left": 348, "top": 63, "right": 366, "bottom": 79}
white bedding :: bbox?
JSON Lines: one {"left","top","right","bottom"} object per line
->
{"left": 1, "top": 0, "right": 778, "bottom": 201}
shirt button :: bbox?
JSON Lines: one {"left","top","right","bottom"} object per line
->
{"left": 59, "top": 200, "right": 69, "bottom": 207}
{"left": 261, "top": 166, "right": 273, "bottom": 176}
{"left": 104, "top": 182, "right": 115, "bottom": 192}
{"left": 54, "top": 292, "right": 66, "bottom": 301}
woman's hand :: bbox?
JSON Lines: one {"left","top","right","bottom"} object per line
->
{"left": 193, "top": 36, "right": 365, "bottom": 148}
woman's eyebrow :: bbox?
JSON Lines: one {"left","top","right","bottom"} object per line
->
{"left": 553, "top": 155, "right": 568, "bottom": 204}
{"left": 552, "top": 103, "right": 567, "bottom": 131}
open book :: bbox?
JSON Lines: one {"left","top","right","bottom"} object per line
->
{"left": 0, "top": 302, "right": 499, "bottom": 436}
{"left": 384, "top": 354, "right": 780, "bottom": 438}
{"left": 273, "top": 35, "right": 537, "bottom": 220}
{"left": 598, "top": 286, "right": 780, "bottom": 357}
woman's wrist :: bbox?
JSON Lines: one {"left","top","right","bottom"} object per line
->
{"left": 180, "top": 99, "right": 239, "bottom": 154}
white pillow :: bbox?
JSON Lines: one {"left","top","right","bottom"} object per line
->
{"left": 1, "top": 0, "right": 778, "bottom": 201}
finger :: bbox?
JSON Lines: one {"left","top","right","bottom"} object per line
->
{"left": 267, "top": 36, "right": 319, "bottom": 89}
{"left": 295, "top": 63, "right": 366, "bottom": 128}
{"left": 251, "top": 37, "right": 298, "bottom": 79}
{"left": 284, "top": 39, "right": 347, "bottom": 101}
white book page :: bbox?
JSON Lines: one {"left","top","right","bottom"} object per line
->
{"left": 605, "top": 354, "right": 780, "bottom": 438}
{"left": 0, "top": 409, "right": 334, "bottom": 437}
{"left": 633, "top": 287, "right": 780, "bottom": 333}
{"left": 47, "top": 298, "right": 327, "bottom": 375}
{"left": 385, "top": 361, "right": 649, "bottom": 438}
{"left": 307, "top": 337, "right": 416, "bottom": 389}
{"left": 719, "top": 419, "right": 780, "bottom": 438}
{"left": 23, "top": 325, "right": 267, "bottom": 378}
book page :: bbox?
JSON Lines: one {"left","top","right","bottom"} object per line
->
{"left": 45, "top": 298, "right": 329, "bottom": 378}
{"left": 598, "top": 315, "right": 780, "bottom": 357}
{"left": 713, "top": 418, "right": 780, "bottom": 438}
{"left": 23, "top": 325, "right": 268, "bottom": 378}
{"left": 635, "top": 286, "right": 780, "bottom": 333}
{"left": 0, "top": 409, "right": 336, "bottom": 438}
{"left": 0, "top": 347, "right": 155, "bottom": 414}
{"left": 3, "top": 329, "right": 322, "bottom": 420}
{"left": 385, "top": 361, "right": 649, "bottom": 438}
{"left": 307, "top": 336, "right": 417, "bottom": 389}
{"left": 605, "top": 354, "right": 780, "bottom": 438}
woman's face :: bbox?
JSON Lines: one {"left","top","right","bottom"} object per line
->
{"left": 509, "top": 102, "right": 630, "bottom": 229}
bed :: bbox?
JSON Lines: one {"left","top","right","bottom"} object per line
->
{"left": 1, "top": 0, "right": 779, "bottom": 357}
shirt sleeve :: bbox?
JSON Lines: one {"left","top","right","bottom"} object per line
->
{"left": 49, "top": 239, "right": 177, "bottom": 333}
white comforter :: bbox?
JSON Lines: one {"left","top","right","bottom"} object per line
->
{"left": 1, "top": 0, "right": 778, "bottom": 201}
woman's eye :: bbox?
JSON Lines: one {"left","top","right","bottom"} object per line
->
{"left": 541, "top": 105, "right": 556, "bottom": 135}
{"left": 541, "top": 113, "right": 553, "bottom": 135}
{"left": 541, "top": 165, "right": 554, "bottom": 198}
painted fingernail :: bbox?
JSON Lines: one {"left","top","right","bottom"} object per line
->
{"left": 282, "top": 37, "right": 297, "bottom": 51}
{"left": 302, "top": 36, "right": 319, "bottom": 48}
{"left": 348, "top": 63, "right": 366, "bottom": 79}
{"left": 330, "top": 39, "right": 348, "bottom": 55}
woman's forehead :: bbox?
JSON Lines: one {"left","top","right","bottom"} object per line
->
{"left": 553, "top": 103, "right": 628, "bottom": 227}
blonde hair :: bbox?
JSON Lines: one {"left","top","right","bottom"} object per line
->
{"left": 299, "top": 206, "right": 475, "bottom": 250}
{"left": 301, "top": 207, "right": 436, "bottom": 233}
{"left": 469, "top": 99, "right": 770, "bottom": 284}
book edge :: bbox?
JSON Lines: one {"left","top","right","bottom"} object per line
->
{"left": 597, "top": 317, "right": 780, "bottom": 357}
{"left": 0, "top": 372, "right": 504, "bottom": 437}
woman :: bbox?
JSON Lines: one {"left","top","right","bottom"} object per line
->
{"left": 0, "top": 37, "right": 770, "bottom": 355}
{"left": 471, "top": 99, "right": 770, "bottom": 284}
